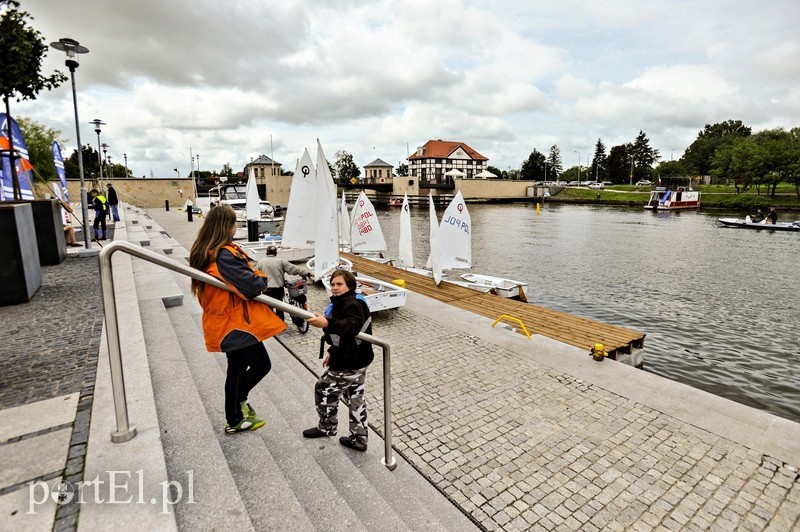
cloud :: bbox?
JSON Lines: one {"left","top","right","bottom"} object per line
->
{"left": 13, "top": 0, "right": 800, "bottom": 176}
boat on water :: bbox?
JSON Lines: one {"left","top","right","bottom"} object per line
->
{"left": 644, "top": 187, "right": 700, "bottom": 210}
{"left": 718, "top": 217, "right": 800, "bottom": 232}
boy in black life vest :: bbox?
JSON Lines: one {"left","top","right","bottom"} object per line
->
{"left": 303, "top": 269, "right": 374, "bottom": 451}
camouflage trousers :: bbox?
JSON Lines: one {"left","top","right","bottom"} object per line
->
{"left": 314, "top": 366, "right": 368, "bottom": 441}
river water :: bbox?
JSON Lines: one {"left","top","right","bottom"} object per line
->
{"left": 372, "top": 202, "right": 800, "bottom": 424}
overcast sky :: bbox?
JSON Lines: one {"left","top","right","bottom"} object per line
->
{"left": 14, "top": 0, "right": 800, "bottom": 178}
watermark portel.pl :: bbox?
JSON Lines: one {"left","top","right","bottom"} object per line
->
{"left": 27, "top": 470, "right": 195, "bottom": 515}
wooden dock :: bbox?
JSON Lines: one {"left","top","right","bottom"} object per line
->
{"left": 345, "top": 253, "right": 646, "bottom": 361}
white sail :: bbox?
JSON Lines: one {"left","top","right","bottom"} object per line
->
{"left": 281, "top": 148, "right": 316, "bottom": 248}
{"left": 245, "top": 166, "right": 260, "bottom": 221}
{"left": 398, "top": 193, "right": 413, "bottom": 268}
{"left": 313, "top": 140, "right": 340, "bottom": 281}
{"left": 338, "top": 194, "right": 350, "bottom": 247}
{"left": 427, "top": 194, "right": 443, "bottom": 285}
{"left": 439, "top": 191, "right": 471, "bottom": 270}
{"left": 350, "top": 191, "right": 387, "bottom": 253}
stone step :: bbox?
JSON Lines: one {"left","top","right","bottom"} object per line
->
{"left": 165, "top": 305, "right": 316, "bottom": 531}
{"left": 269, "top": 339, "right": 475, "bottom": 531}
{"left": 138, "top": 298, "right": 253, "bottom": 530}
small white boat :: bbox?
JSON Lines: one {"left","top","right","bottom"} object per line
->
{"left": 644, "top": 187, "right": 700, "bottom": 210}
{"left": 460, "top": 273, "right": 529, "bottom": 300}
{"left": 719, "top": 218, "right": 800, "bottom": 232}
{"left": 321, "top": 273, "right": 408, "bottom": 312}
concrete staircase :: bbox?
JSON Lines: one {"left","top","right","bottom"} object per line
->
{"left": 102, "top": 206, "right": 476, "bottom": 531}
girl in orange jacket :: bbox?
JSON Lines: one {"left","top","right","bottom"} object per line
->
{"left": 189, "top": 203, "right": 286, "bottom": 434}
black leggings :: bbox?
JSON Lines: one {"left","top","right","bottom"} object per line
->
{"left": 225, "top": 342, "right": 271, "bottom": 426}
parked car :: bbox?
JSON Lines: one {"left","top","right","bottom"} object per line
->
{"left": 588, "top": 182, "right": 605, "bottom": 190}
{"left": 636, "top": 180, "right": 653, "bottom": 186}
{"left": 568, "top": 181, "right": 579, "bottom": 186}
{"left": 602, "top": 181, "right": 612, "bottom": 186}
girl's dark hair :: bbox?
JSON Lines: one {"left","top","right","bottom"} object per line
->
{"left": 330, "top": 268, "right": 357, "bottom": 291}
{"left": 188, "top": 203, "right": 237, "bottom": 297}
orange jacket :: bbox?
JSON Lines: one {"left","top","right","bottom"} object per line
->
{"left": 199, "top": 244, "right": 286, "bottom": 352}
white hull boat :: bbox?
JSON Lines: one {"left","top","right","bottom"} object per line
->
{"left": 322, "top": 273, "right": 408, "bottom": 312}
{"left": 460, "top": 273, "right": 529, "bottom": 300}
{"left": 355, "top": 275, "right": 408, "bottom": 312}
{"left": 644, "top": 188, "right": 700, "bottom": 210}
{"left": 719, "top": 218, "right": 800, "bottom": 232}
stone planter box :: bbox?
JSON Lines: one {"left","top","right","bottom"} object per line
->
{"left": 0, "top": 203, "right": 42, "bottom": 305}
{"left": 7, "top": 199, "right": 66, "bottom": 265}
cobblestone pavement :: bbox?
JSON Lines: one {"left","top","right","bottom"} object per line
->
{"left": 0, "top": 255, "right": 104, "bottom": 531}
{"left": 280, "top": 284, "right": 800, "bottom": 531}
{"left": 0, "top": 256, "right": 103, "bottom": 409}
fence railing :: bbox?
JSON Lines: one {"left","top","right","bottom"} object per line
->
{"left": 98, "top": 240, "right": 396, "bottom": 469}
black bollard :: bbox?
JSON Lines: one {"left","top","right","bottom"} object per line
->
{"left": 165, "top": 199, "right": 170, "bottom": 211}
{"left": 247, "top": 220, "right": 259, "bottom": 242}
{"left": 186, "top": 204, "right": 193, "bottom": 222}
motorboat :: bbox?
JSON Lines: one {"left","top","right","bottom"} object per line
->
{"left": 718, "top": 217, "right": 800, "bottom": 232}
{"left": 644, "top": 187, "right": 700, "bottom": 210}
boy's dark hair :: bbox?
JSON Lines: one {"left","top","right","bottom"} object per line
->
{"left": 330, "top": 269, "right": 357, "bottom": 291}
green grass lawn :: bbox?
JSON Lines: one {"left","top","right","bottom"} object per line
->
{"left": 551, "top": 184, "right": 800, "bottom": 210}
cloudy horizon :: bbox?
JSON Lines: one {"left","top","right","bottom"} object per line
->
{"left": 12, "top": 0, "right": 800, "bottom": 177}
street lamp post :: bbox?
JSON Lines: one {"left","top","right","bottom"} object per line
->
{"left": 101, "top": 143, "right": 110, "bottom": 181}
{"left": 51, "top": 38, "right": 91, "bottom": 248}
{"left": 174, "top": 168, "right": 180, "bottom": 178}
{"left": 106, "top": 155, "right": 113, "bottom": 178}
{"left": 630, "top": 161, "right": 634, "bottom": 186}
{"left": 90, "top": 119, "right": 106, "bottom": 193}
{"left": 574, "top": 151, "right": 581, "bottom": 185}
{"left": 123, "top": 153, "right": 128, "bottom": 177}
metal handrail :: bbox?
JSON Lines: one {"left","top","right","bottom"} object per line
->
{"left": 98, "top": 240, "right": 396, "bottom": 470}
{"left": 117, "top": 191, "right": 148, "bottom": 210}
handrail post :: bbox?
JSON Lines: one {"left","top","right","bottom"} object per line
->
{"left": 98, "top": 245, "right": 137, "bottom": 443}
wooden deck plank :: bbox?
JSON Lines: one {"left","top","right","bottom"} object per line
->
{"left": 346, "top": 253, "right": 646, "bottom": 357}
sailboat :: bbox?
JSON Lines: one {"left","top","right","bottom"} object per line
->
{"left": 397, "top": 193, "right": 413, "bottom": 269}
{"left": 347, "top": 191, "right": 390, "bottom": 263}
{"left": 305, "top": 141, "right": 407, "bottom": 312}
{"left": 241, "top": 149, "right": 315, "bottom": 261}
{"left": 401, "top": 191, "right": 529, "bottom": 299}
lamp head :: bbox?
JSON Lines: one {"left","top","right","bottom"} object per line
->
{"left": 50, "top": 38, "right": 89, "bottom": 71}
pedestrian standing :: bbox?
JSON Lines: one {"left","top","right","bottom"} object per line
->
{"left": 89, "top": 188, "right": 108, "bottom": 240}
{"left": 254, "top": 245, "right": 311, "bottom": 321}
{"left": 188, "top": 203, "right": 286, "bottom": 435}
{"left": 303, "top": 269, "right": 374, "bottom": 451}
{"left": 106, "top": 184, "right": 120, "bottom": 222}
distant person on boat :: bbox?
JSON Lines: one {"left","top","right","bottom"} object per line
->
{"left": 254, "top": 245, "right": 312, "bottom": 321}
{"left": 89, "top": 188, "right": 108, "bottom": 240}
{"left": 303, "top": 269, "right": 374, "bottom": 452}
{"left": 767, "top": 207, "right": 778, "bottom": 225}
{"left": 188, "top": 203, "right": 286, "bottom": 435}
{"left": 752, "top": 209, "right": 764, "bottom": 223}
{"left": 106, "top": 184, "right": 120, "bottom": 222}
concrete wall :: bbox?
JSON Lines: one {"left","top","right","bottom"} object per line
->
{"left": 38, "top": 179, "right": 197, "bottom": 209}
{"left": 37, "top": 175, "right": 537, "bottom": 208}
{"left": 454, "top": 178, "right": 536, "bottom": 199}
